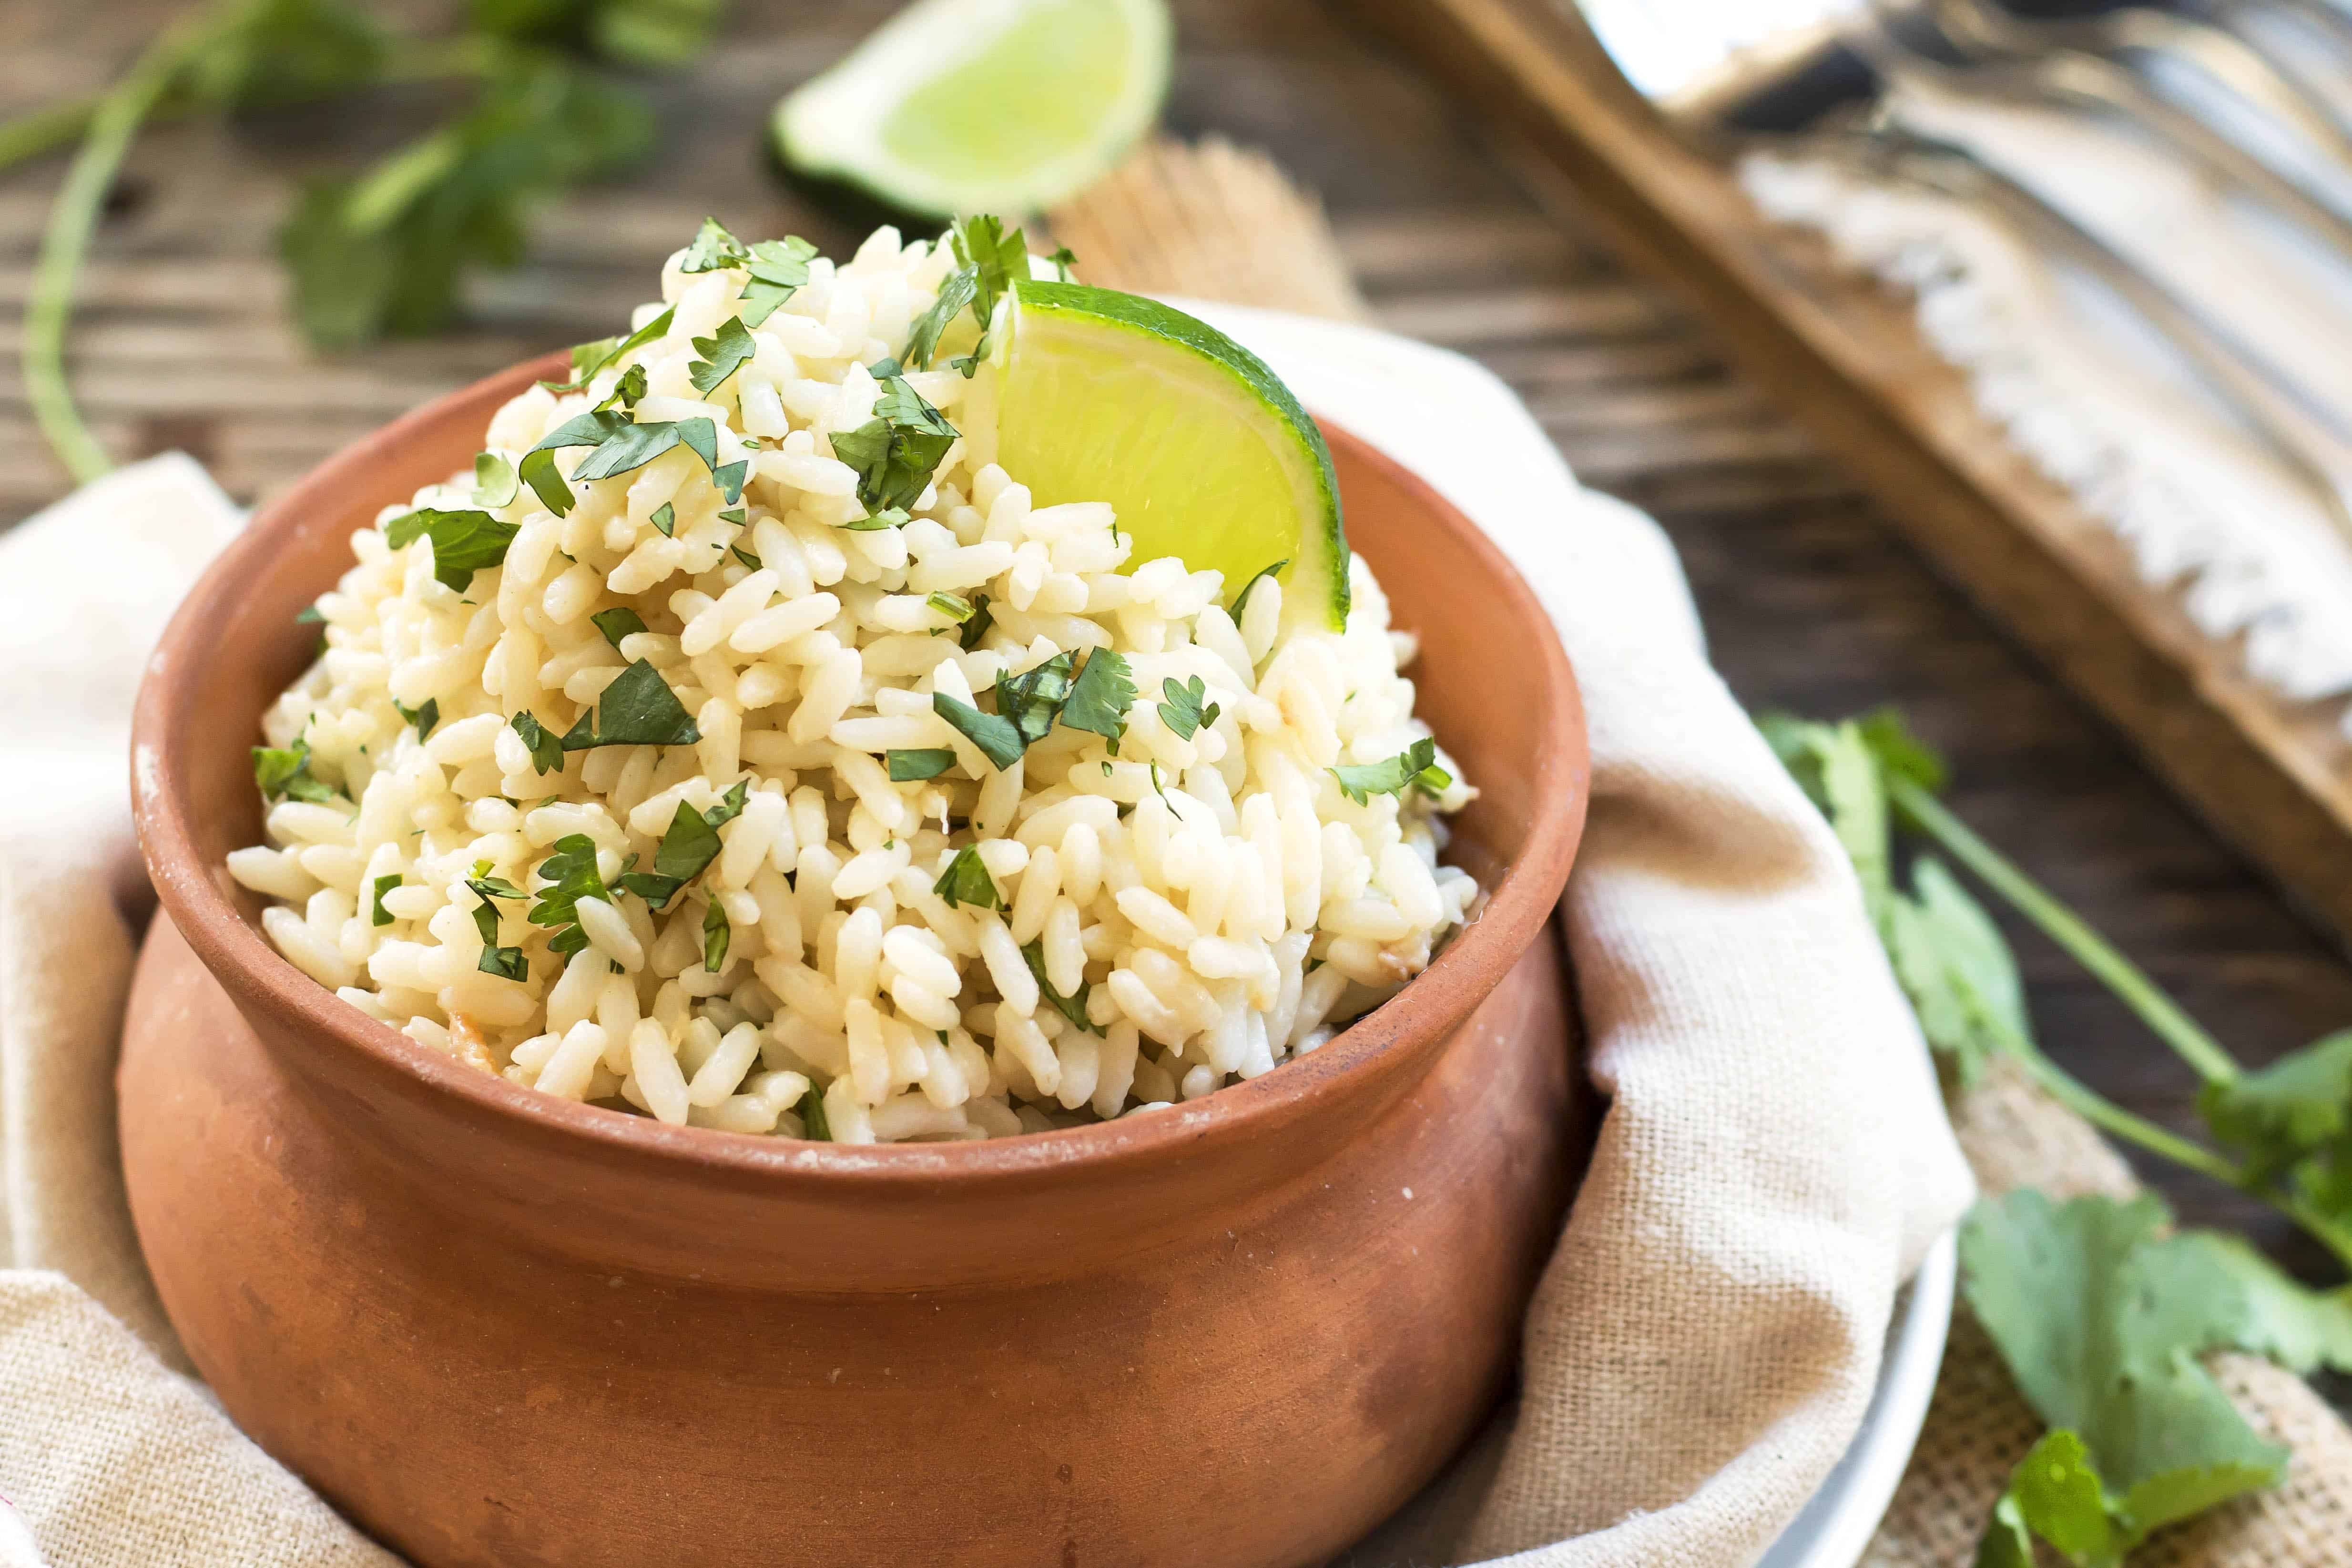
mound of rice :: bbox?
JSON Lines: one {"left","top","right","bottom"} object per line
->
{"left": 229, "top": 220, "right": 1476, "bottom": 1144}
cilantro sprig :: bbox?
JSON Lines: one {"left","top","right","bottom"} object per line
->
{"left": 1329, "top": 737, "right": 1450, "bottom": 806}
{"left": 615, "top": 780, "right": 748, "bottom": 910}
{"left": 1766, "top": 705, "right": 2352, "bottom": 1562}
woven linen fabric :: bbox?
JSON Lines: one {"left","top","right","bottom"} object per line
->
{"left": 0, "top": 311, "right": 1971, "bottom": 1568}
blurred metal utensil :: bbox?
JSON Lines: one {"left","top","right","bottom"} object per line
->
{"left": 1568, "top": 0, "right": 2352, "bottom": 539}
{"left": 1926, "top": 0, "right": 2352, "bottom": 161}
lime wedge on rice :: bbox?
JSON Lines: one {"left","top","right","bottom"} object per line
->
{"left": 774, "top": 0, "right": 1173, "bottom": 218}
{"left": 980, "top": 277, "right": 1348, "bottom": 632}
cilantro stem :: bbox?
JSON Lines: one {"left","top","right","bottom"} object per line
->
{"left": 1890, "top": 777, "right": 2243, "bottom": 1087}
{"left": 24, "top": 15, "right": 220, "bottom": 484}
{"left": 0, "top": 97, "right": 105, "bottom": 174}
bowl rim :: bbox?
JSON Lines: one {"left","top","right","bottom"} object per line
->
{"left": 132, "top": 352, "right": 1587, "bottom": 1192}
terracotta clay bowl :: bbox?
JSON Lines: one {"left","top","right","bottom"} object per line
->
{"left": 123, "top": 353, "right": 1591, "bottom": 1568}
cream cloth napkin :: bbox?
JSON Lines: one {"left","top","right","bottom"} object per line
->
{"left": 0, "top": 309, "right": 1971, "bottom": 1568}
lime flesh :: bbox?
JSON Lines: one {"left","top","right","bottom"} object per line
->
{"left": 985, "top": 279, "right": 1348, "bottom": 632}
{"left": 775, "top": 0, "right": 1171, "bottom": 219}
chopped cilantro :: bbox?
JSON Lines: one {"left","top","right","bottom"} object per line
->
{"left": 1156, "top": 674, "right": 1220, "bottom": 741}
{"left": 933, "top": 845, "right": 1001, "bottom": 910}
{"left": 394, "top": 697, "right": 439, "bottom": 740}
{"left": 547, "top": 306, "right": 674, "bottom": 394}
{"left": 615, "top": 780, "right": 749, "bottom": 910}
{"left": 730, "top": 544, "right": 761, "bottom": 570}
{"left": 905, "top": 266, "right": 977, "bottom": 369}
{"left": 1230, "top": 557, "right": 1289, "bottom": 617}
{"left": 829, "top": 366, "right": 957, "bottom": 515}
{"left": 887, "top": 748, "right": 956, "bottom": 782}
{"left": 997, "top": 651, "right": 1075, "bottom": 749}
{"left": 1329, "top": 738, "right": 1450, "bottom": 806}
{"left": 383, "top": 508, "right": 519, "bottom": 593}
{"left": 1044, "top": 244, "right": 1078, "bottom": 281}
{"left": 926, "top": 591, "right": 974, "bottom": 622}
{"left": 958, "top": 593, "right": 995, "bottom": 651}
{"left": 841, "top": 506, "right": 913, "bottom": 532}
{"left": 465, "top": 867, "right": 526, "bottom": 977}
{"left": 649, "top": 501, "right": 675, "bottom": 537}
{"left": 702, "top": 897, "right": 731, "bottom": 971}
{"left": 687, "top": 315, "right": 756, "bottom": 396}
{"left": 559, "top": 659, "right": 699, "bottom": 750}
{"left": 295, "top": 602, "right": 325, "bottom": 625}
{"left": 520, "top": 412, "right": 734, "bottom": 518}
{"left": 370, "top": 872, "right": 401, "bottom": 927}
{"left": 1021, "top": 938, "right": 1091, "bottom": 1030}
{"left": 1060, "top": 649, "right": 1135, "bottom": 755}
{"left": 478, "top": 944, "right": 529, "bottom": 982}
{"left": 678, "top": 215, "right": 748, "bottom": 273}
{"left": 595, "top": 362, "right": 647, "bottom": 413}
{"left": 528, "top": 834, "right": 612, "bottom": 957}
{"left": 591, "top": 607, "right": 648, "bottom": 650}
{"left": 509, "top": 712, "right": 565, "bottom": 776}
{"left": 737, "top": 236, "right": 817, "bottom": 326}
{"left": 252, "top": 738, "right": 344, "bottom": 805}
{"left": 798, "top": 1084, "right": 831, "bottom": 1141}
{"left": 933, "top": 692, "right": 1024, "bottom": 771}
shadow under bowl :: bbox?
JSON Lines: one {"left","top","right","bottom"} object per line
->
{"left": 123, "top": 353, "right": 1591, "bottom": 1568}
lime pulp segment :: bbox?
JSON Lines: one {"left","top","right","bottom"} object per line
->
{"left": 774, "top": 0, "right": 1172, "bottom": 219}
{"left": 988, "top": 280, "right": 1348, "bottom": 633}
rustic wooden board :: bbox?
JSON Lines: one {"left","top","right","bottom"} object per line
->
{"left": 1345, "top": 0, "right": 2352, "bottom": 954}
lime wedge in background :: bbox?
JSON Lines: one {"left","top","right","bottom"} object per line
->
{"left": 983, "top": 278, "right": 1348, "bottom": 632}
{"left": 773, "top": 0, "right": 1173, "bottom": 218}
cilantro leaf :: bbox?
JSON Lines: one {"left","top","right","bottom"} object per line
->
{"left": 688, "top": 315, "right": 756, "bottom": 396}
{"left": 616, "top": 780, "right": 749, "bottom": 909}
{"left": 1022, "top": 939, "right": 1091, "bottom": 1030}
{"left": 547, "top": 306, "right": 675, "bottom": 394}
{"left": 933, "top": 845, "right": 1001, "bottom": 910}
{"left": 595, "top": 362, "right": 646, "bottom": 413}
{"left": 521, "top": 411, "right": 731, "bottom": 518}
{"left": 384, "top": 507, "right": 519, "bottom": 593}
{"left": 888, "top": 748, "right": 956, "bottom": 782}
{"left": 678, "top": 214, "right": 748, "bottom": 273}
{"left": 464, "top": 865, "right": 527, "bottom": 977}
{"left": 798, "top": 1084, "right": 831, "bottom": 1141}
{"left": 509, "top": 711, "right": 565, "bottom": 776}
{"left": 997, "top": 652, "right": 1075, "bottom": 749}
{"left": 1329, "top": 738, "right": 1449, "bottom": 806}
{"left": 649, "top": 501, "right": 676, "bottom": 537}
{"left": 528, "top": 833, "right": 612, "bottom": 956}
{"left": 1044, "top": 245, "right": 1077, "bottom": 281}
{"left": 1156, "top": 674, "right": 1221, "bottom": 741}
{"left": 1060, "top": 649, "right": 1135, "bottom": 754}
{"left": 2200, "top": 1031, "right": 2352, "bottom": 1187}
{"left": 2139, "top": 1230, "right": 2352, "bottom": 1378}
{"left": 932, "top": 691, "right": 1026, "bottom": 772}
{"left": 1229, "top": 557, "right": 1288, "bottom": 618}
{"left": 370, "top": 871, "right": 401, "bottom": 927}
{"left": 959, "top": 593, "right": 995, "bottom": 651}
{"left": 1980, "top": 1430, "right": 2130, "bottom": 1568}
{"left": 252, "top": 738, "right": 345, "bottom": 804}
{"left": 590, "top": 606, "right": 648, "bottom": 650}
{"left": 394, "top": 697, "right": 439, "bottom": 740}
{"left": 1882, "top": 855, "right": 2028, "bottom": 1087}
{"left": 738, "top": 236, "right": 817, "bottom": 327}
{"left": 1960, "top": 1189, "right": 2288, "bottom": 1534}
{"left": 474, "top": 450, "right": 519, "bottom": 508}
{"left": 829, "top": 366, "right": 957, "bottom": 515}
{"left": 905, "top": 266, "right": 978, "bottom": 369}
{"left": 841, "top": 506, "right": 913, "bottom": 533}
{"left": 559, "top": 659, "right": 699, "bottom": 750}
{"left": 952, "top": 214, "right": 1027, "bottom": 328}
{"left": 702, "top": 897, "right": 731, "bottom": 971}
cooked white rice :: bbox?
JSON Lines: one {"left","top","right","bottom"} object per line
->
{"left": 230, "top": 221, "right": 1476, "bottom": 1143}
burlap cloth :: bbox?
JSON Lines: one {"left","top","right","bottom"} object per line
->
{"left": 0, "top": 151, "right": 2331, "bottom": 1566}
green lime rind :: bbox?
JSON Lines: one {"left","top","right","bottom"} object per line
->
{"left": 993, "top": 278, "right": 1349, "bottom": 633}
{"left": 772, "top": 0, "right": 1172, "bottom": 220}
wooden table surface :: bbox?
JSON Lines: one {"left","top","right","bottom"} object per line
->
{"left": 10, "top": 0, "right": 2352, "bottom": 1303}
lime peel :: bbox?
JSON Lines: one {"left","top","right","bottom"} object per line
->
{"left": 984, "top": 278, "right": 1348, "bottom": 633}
